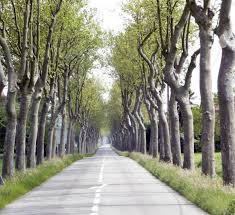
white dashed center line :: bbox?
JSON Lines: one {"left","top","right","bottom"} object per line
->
{"left": 90, "top": 158, "right": 106, "bottom": 215}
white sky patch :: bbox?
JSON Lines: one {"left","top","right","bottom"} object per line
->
{"left": 88, "top": 0, "right": 127, "bottom": 100}
{"left": 89, "top": 0, "right": 126, "bottom": 33}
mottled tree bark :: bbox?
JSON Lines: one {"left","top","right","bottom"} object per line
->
{"left": 70, "top": 125, "right": 75, "bottom": 154}
{"left": 216, "top": 0, "right": 235, "bottom": 185}
{"left": 132, "top": 88, "right": 146, "bottom": 153}
{"left": 169, "top": 92, "right": 181, "bottom": 166}
{"left": 140, "top": 127, "right": 147, "bottom": 154}
{"left": 37, "top": 78, "right": 54, "bottom": 164}
{"left": 82, "top": 128, "right": 87, "bottom": 154}
{"left": 218, "top": 38, "right": 235, "bottom": 186}
{"left": 159, "top": 124, "right": 165, "bottom": 161}
{"left": 134, "top": 110, "right": 146, "bottom": 154}
{"left": 66, "top": 120, "right": 72, "bottom": 154}
{"left": 0, "top": 36, "right": 17, "bottom": 178}
{"left": 52, "top": 128, "right": 57, "bottom": 158}
{"left": 47, "top": 105, "right": 64, "bottom": 159}
{"left": 157, "top": 97, "right": 172, "bottom": 162}
{"left": 47, "top": 125, "right": 55, "bottom": 160}
{"left": 0, "top": 61, "right": 6, "bottom": 97}
{"left": 188, "top": 0, "right": 215, "bottom": 177}
{"left": 200, "top": 29, "right": 215, "bottom": 176}
{"left": 79, "top": 126, "right": 87, "bottom": 154}
{"left": 59, "top": 108, "right": 66, "bottom": 157}
{"left": 150, "top": 107, "right": 158, "bottom": 158}
{"left": 128, "top": 114, "right": 138, "bottom": 152}
{"left": 36, "top": 98, "right": 50, "bottom": 164}
{"left": 179, "top": 100, "right": 194, "bottom": 169}
{"left": 27, "top": 93, "right": 41, "bottom": 168}
{"left": 2, "top": 91, "right": 17, "bottom": 177}
{"left": 218, "top": 49, "right": 235, "bottom": 185}
{"left": 15, "top": 92, "right": 31, "bottom": 171}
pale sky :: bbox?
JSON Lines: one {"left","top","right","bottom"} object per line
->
{"left": 89, "top": 0, "right": 235, "bottom": 103}
{"left": 89, "top": 0, "right": 126, "bottom": 100}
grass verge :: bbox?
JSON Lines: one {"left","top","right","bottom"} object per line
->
{"left": 195, "top": 152, "right": 222, "bottom": 177}
{"left": 115, "top": 150, "right": 235, "bottom": 215}
{"left": 0, "top": 153, "right": 92, "bottom": 209}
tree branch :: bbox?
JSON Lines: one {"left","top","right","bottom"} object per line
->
{"left": 184, "top": 48, "right": 200, "bottom": 89}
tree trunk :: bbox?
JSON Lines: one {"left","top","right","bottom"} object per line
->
{"left": 66, "top": 120, "right": 72, "bottom": 154}
{"left": 149, "top": 129, "right": 153, "bottom": 156}
{"left": 134, "top": 123, "right": 139, "bottom": 152}
{"left": 82, "top": 129, "right": 87, "bottom": 154}
{"left": 70, "top": 125, "right": 75, "bottom": 154}
{"left": 128, "top": 115, "right": 137, "bottom": 152}
{"left": 0, "top": 61, "right": 6, "bottom": 97}
{"left": 215, "top": 0, "right": 235, "bottom": 185}
{"left": 169, "top": 92, "right": 181, "bottom": 166}
{"left": 78, "top": 129, "right": 83, "bottom": 153}
{"left": 0, "top": 35, "right": 18, "bottom": 178}
{"left": 145, "top": 99, "right": 158, "bottom": 157}
{"left": 27, "top": 91, "right": 41, "bottom": 168}
{"left": 159, "top": 124, "right": 165, "bottom": 161}
{"left": 59, "top": 109, "right": 66, "bottom": 157}
{"left": 150, "top": 108, "right": 158, "bottom": 158}
{"left": 2, "top": 91, "right": 17, "bottom": 178}
{"left": 36, "top": 99, "right": 50, "bottom": 164}
{"left": 157, "top": 100, "right": 172, "bottom": 162}
{"left": 52, "top": 128, "right": 57, "bottom": 158}
{"left": 133, "top": 111, "right": 146, "bottom": 153}
{"left": 179, "top": 100, "right": 194, "bottom": 169}
{"left": 200, "top": 27, "right": 215, "bottom": 177}
{"left": 218, "top": 48, "right": 235, "bottom": 185}
{"left": 47, "top": 127, "right": 54, "bottom": 160}
{"left": 140, "top": 127, "right": 147, "bottom": 154}
{"left": 15, "top": 92, "right": 31, "bottom": 171}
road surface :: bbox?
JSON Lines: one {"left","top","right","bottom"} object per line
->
{"left": 0, "top": 145, "right": 208, "bottom": 215}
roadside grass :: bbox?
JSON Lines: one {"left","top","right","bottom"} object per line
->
{"left": 0, "top": 153, "right": 92, "bottom": 209}
{"left": 195, "top": 152, "right": 222, "bottom": 177}
{"left": 116, "top": 150, "right": 235, "bottom": 215}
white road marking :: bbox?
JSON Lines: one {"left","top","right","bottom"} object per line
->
{"left": 91, "top": 205, "right": 99, "bottom": 212}
{"left": 94, "top": 197, "right": 100, "bottom": 204}
{"left": 96, "top": 188, "right": 101, "bottom": 193}
{"left": 89, "top": 158, "right": 106, "bottom": 215}
{"left": 95, "top": 193, "right": 101, "bottom": 198}
{"left": 89, "top": 184, "right": 107, "bottom": 190}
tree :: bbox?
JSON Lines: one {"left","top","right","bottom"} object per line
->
{"left": 27, "top": 0, "right": 63, "bottom": 168}
{"left": 187, "top": 0, "right": 216, "bottom": 177}
{"left": 215, "top": 0, "right": 235, "bottom": 185}
{"left": 0, "top": 29, "right": 17, "bottom": 177}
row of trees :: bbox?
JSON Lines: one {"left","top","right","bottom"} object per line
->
{"left": 0, "top": 0, "right": 104, "bottom": 178}
{"left": 108, "top": 0, "right": 235, "bottom": 186}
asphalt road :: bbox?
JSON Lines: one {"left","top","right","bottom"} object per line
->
{"left": 0, "top": 144, "right": 208, "bottom": 215}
